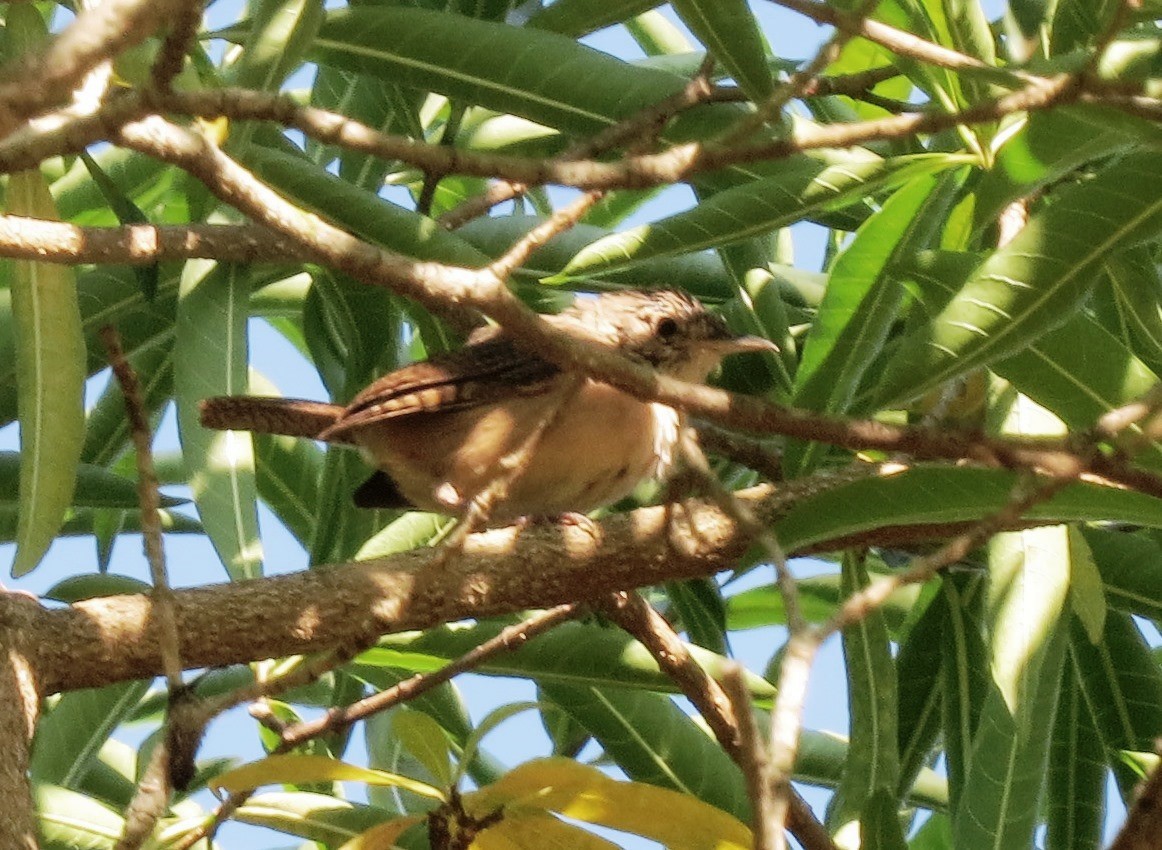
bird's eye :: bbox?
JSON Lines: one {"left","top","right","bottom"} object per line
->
{"left": 656, "top": 317, "right": 679, "bottom": 338}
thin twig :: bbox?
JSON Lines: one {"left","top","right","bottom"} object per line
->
{"left": 150, "top": 0, "right": 204, "bottom": 92}
{"left": 100, "top": 326, "right": 183, "bottom": 688}
{"left": 721, "top": 663, "right": 777, "bottom": 850}
{"left": 439, "top": 66, "right": 720, "bottom": 229}
{"left": 677, "top": 429, "right": 803, "bottom": 635}
{"left": 0, "top": 0, "right": 173, "bottom": 130}
{"left": 765, "top": 0, "right": 1027, "bottom": 77}
{"left": 102, "top": 325, "right": 184, "bottom": 848}
{"left": 174, "top": 604, "right": 580, "bottom": 850}
{"left": 600, "top": 592, "right": 836, "bottom": 850}
{"left": 724, "top": 0, "right": 882, "bottom": 145}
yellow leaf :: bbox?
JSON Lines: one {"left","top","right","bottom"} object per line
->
{"left": 211, "top": 753, "right": 445, "bottom": 801}
{"left": 335, "top": 815, "right": 424, "bottom": 850}
{"left": 471, "top": 810, "right": 621, "bottom": 850}
{"left": 466, "top": 758, "right": 752, "bottom": 850}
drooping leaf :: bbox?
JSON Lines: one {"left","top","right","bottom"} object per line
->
{"left": 8, "top": 168, "right": 86, "bottom": 577}
{"left": 175, "top": 261, "right": 263, "bottom": 580}
{"left": 671, "top": 0, "right": 772, "bottom": 103}
{"left": 1046, "top": 658, "right": 1107, "bottom": 850}
{"left": 829, "top": 554, "right": 900, "bottom": 831}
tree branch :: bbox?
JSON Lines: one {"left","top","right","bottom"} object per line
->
{"left": 0, "top": 594, "right": 43, "bottom": 850}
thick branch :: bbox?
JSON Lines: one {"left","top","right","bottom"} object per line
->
{"left": 29, "top": 473, "right": 1097, "bottom": 696}
{"left": 0, "top": 595, "right": 43, "bottom": 850}
{"left": 0, "top": 0, "right": 172, "bottom": 130}
{"left": 37, "top": 489, "right": 776, "bottom": 694}
{"left": 0, "top": 215, "right": 307, "bottom": 265}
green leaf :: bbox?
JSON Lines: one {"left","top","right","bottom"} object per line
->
{"left": 390, "top": 710, "right": 453, "bottom": 788}
{"left": 456, "top": 215, "right": 734, "bottom": 300}
{"left": 360, "top": 619, "right": 774, "bottom": 699}
{"left": 794, "top": 175, "right": 941, "bottom": 411}
{"left": 665, "top": 578, "right": 728, "bottom": 655}
{"left": 795, "top": 728, "right": 949, "bottom": 810}
{"left": 726, "top": 573, "right": 921, "bottom": 633}
{"left": 309, "top": 67, "right": 424, "bottom": 191}
{"left": 939, "top": 573, "right": 989, "bottom": 813}
{"left": 558, "top": 154, "right": 969, "bottom": 279}
{"left": 77, "top": 150, "right": 157, "bottom": 301}
{"left": 42, "top": 572, "right": 151, "bottom": 603}
{"left": 35, "top": 784, "right": 123, "bottom": 850}
{"left": 995, "top": 312, "right": 1162, "bottom": 466}
{"left": 626, "top": 11, "right": 696, "bottom": 56}
{"left": 987, "top": 526, "right": 1072, "bottom": 714}
{"left": 0, "top": 453, "right": 184, "bottom": 509}
{"left": 1068, "top": 610, "right": 1162, "bottom": 752}
{"left": 1083, "top": 528, "right": 1162, "bottom": 619}
{"left": 1047, "top": 659, "right": 1106, "bottom": 850}
{"left": 241, "top": 146, "right": 491, "bottom": 267}
{"left": 539, "top": 682, "right": 751, "bottom": 821}
{"left": 829, "top": 554, "right": 900, "bottom": 830}
{"left": 175, "top": 261, "right": 263, "bottom": 580}
{"left": 1066, "top": 526, "right": 1108, "bottom": 645}
{"left": 0, "top": 264, "right": 182, "bottom": 428}
{"left": 772, "top": 466, "right": 1162, "bottom": 555}
{"left": 31, "top": 682, "right": 151, "bottom": 789}
{"left": 1108, "top": 246, "right": 1162, "bottom": 373}
{"left": 313, "top": 7, "right": 688, "bottom": 137}
{"left": 365, "top": 709, "right": 446, "bottom": 817}
{"left": 878, "top": 151, "right": 1162, "bottom": 406}
{"left": 895, "top": 589, "right": 946, "bottom": 797}
{"left": 671, "top": 0, "right": 772, "bottom": 103}
{"left": 1050, "top": 0, "right": 1120, "bottom": 53}
{"left": 952, "top": 614, "right": 1067, "bottom": 849}
{"left": 80, "top": 339, "right": 172, "bottom": 467}
{"left": 226, "top": 0, "right": 324, "bottom": 93}
{"left": 899, "top": 249, "right": 1162, "bottom": 463}
{"left": 8, "top": 168, "right": 86, "bottom": 577}
{"left": 252, "top": 432, "right": 323, "bottom": 547}
{"left": 354, "top": 512, "right": 448, "bottom": 560}
{"left": 860, "top": 787, "right": 909, "bottom": 850}
{"left": 972, "top": 106, "right": 1137, "bottom": 231}
{"left": 788, "top": 173, "right": 952, "bottom": 473}
{"left": 525, "top": 0, "right": 660, "bottom": 37}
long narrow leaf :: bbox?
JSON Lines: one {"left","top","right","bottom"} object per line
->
{"left": 8, "top": 169, "right": 86, "bottom": 577}
{"left": 877, "top": 151, "right": 1162, "bottom": 406}
{"left": 175, "top": 261, "right": 263, "bottom": 580}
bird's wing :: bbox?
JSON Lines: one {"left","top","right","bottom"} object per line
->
{"left": 318, "top": 336, "right": 560, "bottom": 440}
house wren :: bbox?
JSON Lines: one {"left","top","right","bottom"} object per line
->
{"left": 199, "top": 289, "right": 776, "bottom": 521}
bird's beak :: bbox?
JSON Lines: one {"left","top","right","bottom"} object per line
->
{"left": 712, "top": 335, "right": 780, "bottom": 356}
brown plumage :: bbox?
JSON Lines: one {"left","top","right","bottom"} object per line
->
{"left": 199, "top": 289, "right": 776, "bottom": 520}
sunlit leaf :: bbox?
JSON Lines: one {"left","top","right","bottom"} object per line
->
{"left": 467, "top": 758, "right": 752, "bottom": 850}
{"left": 213, "top": 753, "right": 447, "bottom": 801}
{"left": 878, "top": 152, "right": 1162, "bottom": 406}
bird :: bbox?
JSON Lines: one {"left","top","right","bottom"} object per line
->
{"left": 199, "top": 289, "right": 776, "bottom": 522}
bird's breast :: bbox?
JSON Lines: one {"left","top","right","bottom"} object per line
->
{"left": 353, "top": 378, "right": 680, "bottom": 520}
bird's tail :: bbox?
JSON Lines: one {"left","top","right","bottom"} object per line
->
{"left": 199, "top": 396, "right": 349, "bottom": 442}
